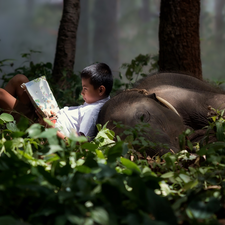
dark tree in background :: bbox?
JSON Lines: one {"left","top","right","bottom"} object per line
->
{"left": 92, "top": 0, "right": 119, "bottom": 75}
{"left": 52, "top": 0, "right": 80, "bottom": 84}
{"left": 158, "top": 0, "right": 202, "bottom": 80}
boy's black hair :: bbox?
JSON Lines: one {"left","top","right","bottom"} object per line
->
{"left": 80, "top": 63, "right": 113, "bottom": 97}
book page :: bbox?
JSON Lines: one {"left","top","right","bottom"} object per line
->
{"left": 21, "top": 76, "right": 59, "bottom": 117}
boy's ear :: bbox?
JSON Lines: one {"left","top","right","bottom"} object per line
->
{"left": 98, "top": 85, "right": 106, "bottom": 96}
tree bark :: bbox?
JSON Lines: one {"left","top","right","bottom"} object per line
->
{"left": 52, "top": 0, "right": 80, "bottom": 84}
{"left": 158, "top": 0, "right": 202, "bottom": 80}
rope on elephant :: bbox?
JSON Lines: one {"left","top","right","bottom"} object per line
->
{"left": 125, "top": 88, "right": 149, "bottom": 95}
{"left": 125, "top": 88, "right": 180, "bottom": 117}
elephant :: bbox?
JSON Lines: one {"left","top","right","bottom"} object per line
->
{"left": 98, "top": 73, "right": 225, "bottom": 156}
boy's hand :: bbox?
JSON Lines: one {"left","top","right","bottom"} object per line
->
{"left": 43, "top": 109, "right": 57, "bottom": 118}
{"left": 36, "top": 109, "right": 56, "bottom": 128}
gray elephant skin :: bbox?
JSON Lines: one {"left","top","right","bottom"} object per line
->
{"left": 98, "top": 73, "right": 225, "bottom": 156}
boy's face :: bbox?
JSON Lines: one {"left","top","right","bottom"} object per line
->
{"left": 81, "top": 78, "right": 105, "bottom": 104}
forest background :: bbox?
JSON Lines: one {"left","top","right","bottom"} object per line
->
{"left": 1, "top": 1, "right": 225, "bottom": 224}
{"left": 0, "top": 0, "right": 225, "bottom": 83}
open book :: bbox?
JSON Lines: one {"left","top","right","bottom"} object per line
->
{"left": 21, "top": 76, "right": 59, "bottom": 118}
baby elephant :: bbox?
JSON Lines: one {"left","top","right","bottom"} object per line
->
{"left": 98, "top": 73, "right": 225, "bottom": 156}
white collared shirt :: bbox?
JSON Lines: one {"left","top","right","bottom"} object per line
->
{"left": 55, "top": 96, "right": 110, "bottom": 139}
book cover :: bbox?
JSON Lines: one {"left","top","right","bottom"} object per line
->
{"left": 21, "top": 76, "right": 59, "bottom": 118}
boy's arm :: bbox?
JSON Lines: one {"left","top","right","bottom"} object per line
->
{"left": 56, "top": 130, "right": 67, "bottom": 140}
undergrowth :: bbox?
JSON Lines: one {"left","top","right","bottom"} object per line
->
{"left": 0, "top": 110, "right": 224, "bottom": 225}
{"left": 0, "top": 53, "right": 225, "bottom": 224}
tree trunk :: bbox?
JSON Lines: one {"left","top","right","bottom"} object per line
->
{"left": 52, "top": 0, "right": 80, "bottom": 84}
{"left": 92, "top": 0, "right": 119, "bottom": 76}
{"left": 158, "top": 0, "right": 202, "bottom": 80}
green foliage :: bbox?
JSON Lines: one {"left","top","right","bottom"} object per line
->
{"left": 1, "top": 54, "right": 225, "bottom": 224}
{"left": 112, "top": 53, "right": 158, "bottom": 92}
{"left": 0, "top": 59, "right": 14, "bottom": 75}
{"left": 0, "top": 52, "right": 158, "bottom": 105}
{"left": 113, "top": 121, "right": 166, "bottom": 156}
{"left": 0, "top": 107, "right": 225, "bottom": 224}
{"left": 0, "top": 50, "right": 83, "bottom": 108}
{"left": 0, "top": 115, "right": 178, "bottom": 225}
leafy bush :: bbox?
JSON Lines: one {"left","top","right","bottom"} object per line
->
{"left": 0, "top": 111, "right": 225, "bottom": 225}
{"left": 112, "top": 54, "right": 158, "bottom": 92}
{"left": 1, "top": 54, "right": 225, "bottom": 224}
{"left": 0, "top": 115, "right": 178, "bottom": 225}
{"left": 0, "top": 51, "right": 83, "bottom": 108}
{"left": 0, "top": 51, "right": 158, "bottom": 104}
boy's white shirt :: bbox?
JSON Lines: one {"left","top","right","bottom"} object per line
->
{"left": 55, "top": 96, "right": 110, "bottom": 139}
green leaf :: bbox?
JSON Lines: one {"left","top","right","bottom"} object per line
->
{"left": 179, "top": 173, "right": 191, "bottom": 183}
{"left": 97, "top": 164, "right": 116, "bottom": 178}
{"left": 146, "top": 189, "right": 178, "bottom": 225}
{"left": 45, "top": 144, "right": 63, "bottom": 155}
{"left": 0, "top": 216, "right": 17, "bottom": 225}
{"left": 0, "top": 113, "right": 14, "bottom": 122}
{"left": 161, "top": 171, "right": 175, "bottom": 179}
{"left": 0, "top": 216, "right": 29, "bottom": 225}
{"left": 24, "top": 142, "right": 33, "bottom": 156}
{"left": 95, "top": 149, "right": 105, "bottom": 159}
{"left": 83, "top": 152, "right": 98, "bottom": 168}
{"left": 183, "top": 180, "right": 198, "bottom": 191}
{"left": 216, "top": 121, "right": 225, "bottom": 141}
{"left": 96, "top": 122, "right": 115, "bottom": 141}
{"left": 26, "top": 123, "right": 43, "bottom": 138}
{"left": 76, "top": 165, "right": 92, "bottom": 174}
{"left": 67, "top": 215, "right": 84, "bottom": 225}
{"left": 106, "top": 141, "right": 123, "bottom": 164}
{"left": 187, "top": 197, "right": 221, "bottom": 219}
{"left": 172, "top": 196, "right": 188, "bottom": 211}
{"left": 55, "top": 215, "right": 67, "bottom": 225}
{"left": 45, "top": 154, "right": 60, "bottom": 163}
{"left": 199, "top": 167, "right": 211, "bottom": 174}
{"left": 6, "top": 122, "right": 19, "bottom": 132}
{"left": 82, "top": 142, "right": 98, "bottom": 151}
{"left": 45, "top": 62, "right": 52, "bottom": 69}
{"left": 11, "top": 138, "right": 24, "bottom": 149}
{"left": 0, "top": 119, "right": 4, "bottom": 125}
{"left": 37, "top": 128, "right": 58, "bottom": 138}
{"left": 120, "top": 157, "right": 141, "bottom": 174}
{"left": 69, "top": 135, "right": 87, "bottom": 143}
{"left": 37, "top": 165, "right": 61, "bottom": 187}
{"left": 16, "top": 116, "right": 30, "bottom": 131}
{"left": 91, "top": 207, "right": 109, "bottom": 225}
{"left": 18, "top": 150, "right": 34, "bottom": 160}
{"left": 10, "top": 131, "right": 26, "bottom": 138}
{"left": 121, "top": 168, "right": 133, "bottom": 175}
{"left": 160, "top": 181, "right": 173, "bottom": 196}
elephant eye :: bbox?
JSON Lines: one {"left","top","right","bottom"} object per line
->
{"left": 135, "top": 110, "right": 150, "bottom": 122}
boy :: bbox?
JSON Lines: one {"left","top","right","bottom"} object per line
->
{"left": 0, "top": 63, "right": 113, "bottom": 140}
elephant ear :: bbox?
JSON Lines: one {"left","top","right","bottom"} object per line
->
{"left": 147, "top": 93, "right": 180, "bottom": 117}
